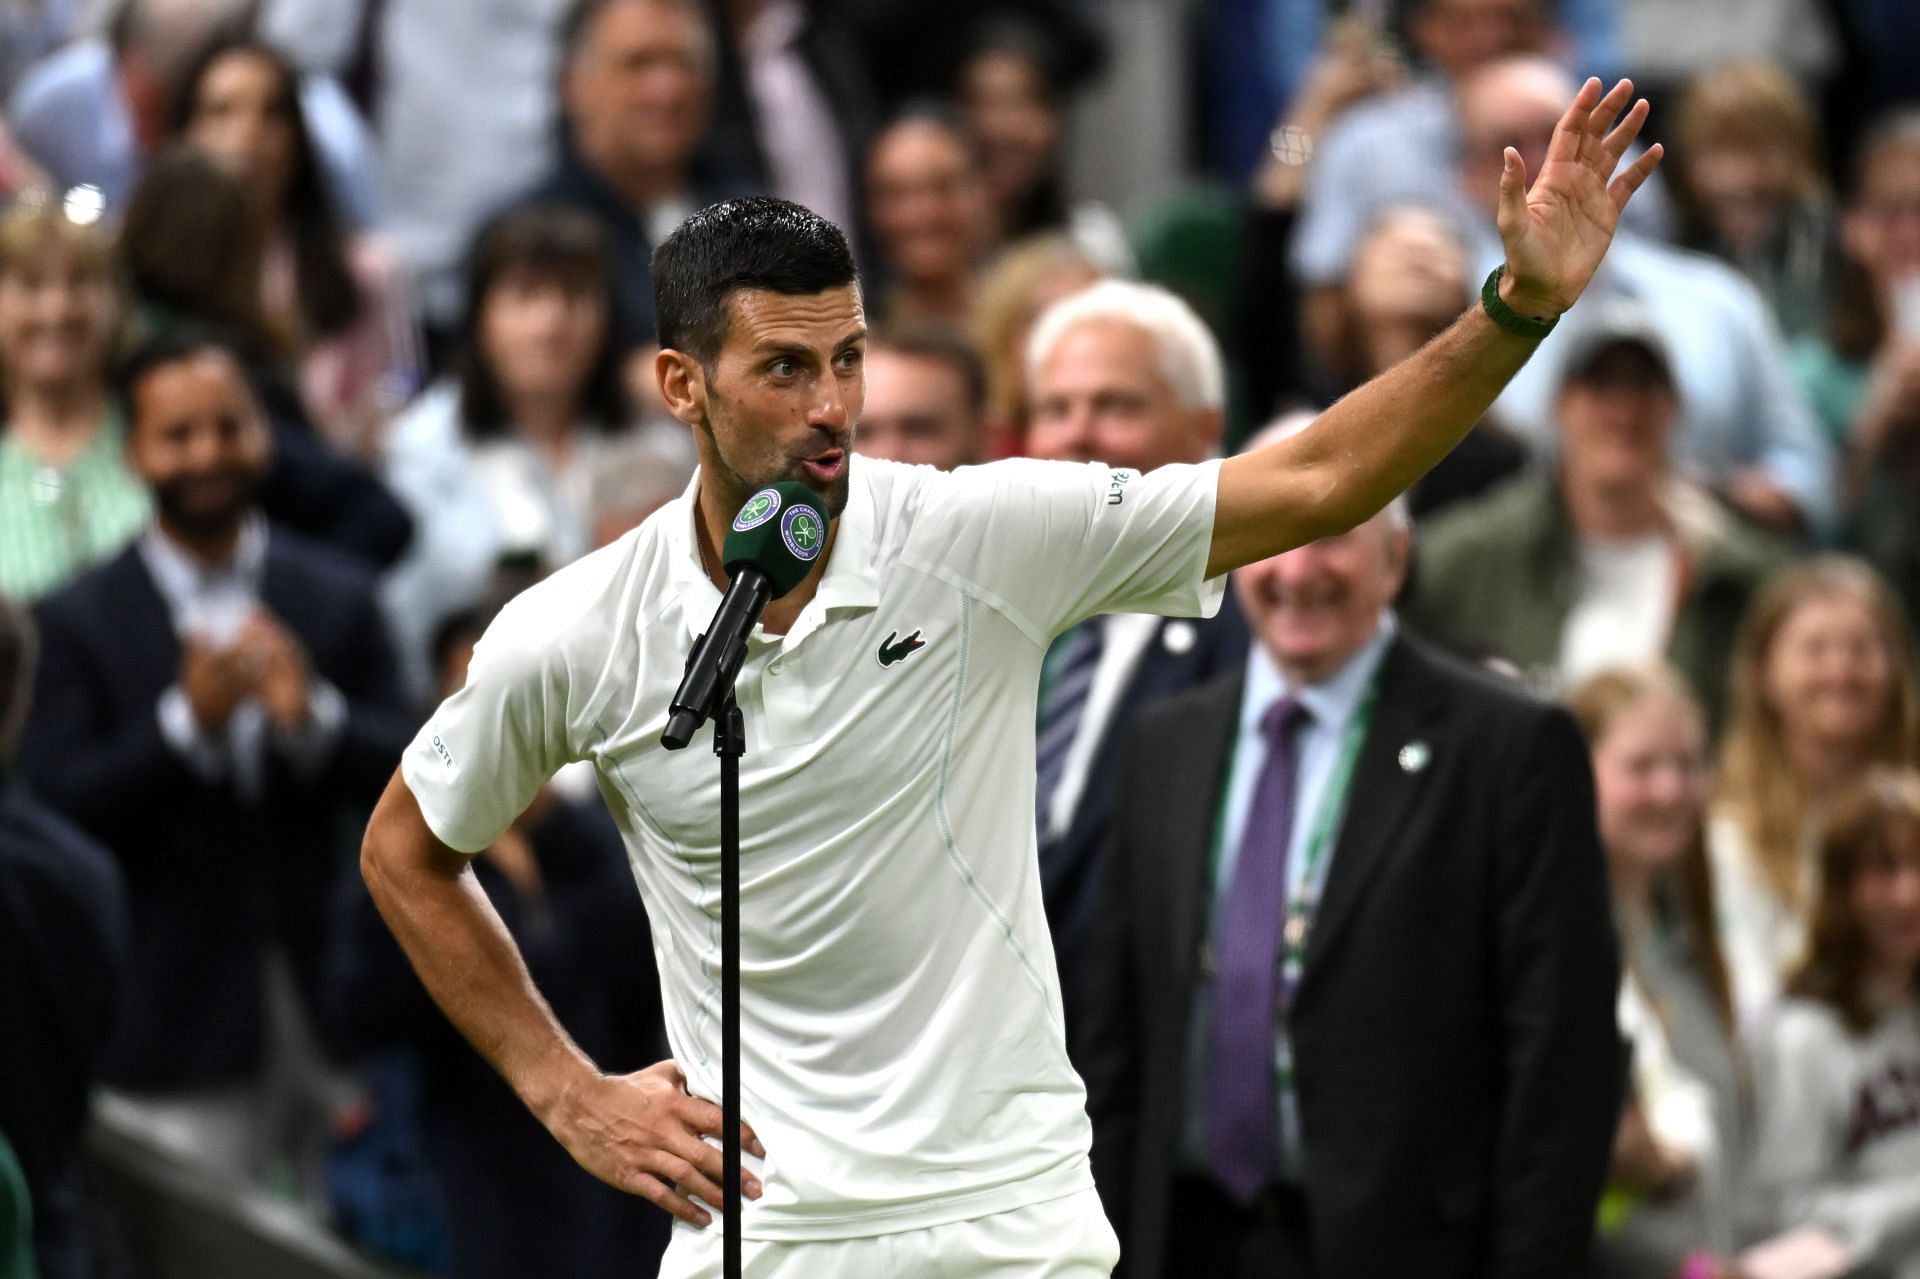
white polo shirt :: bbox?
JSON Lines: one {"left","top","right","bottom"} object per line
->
{"left": 401, "top": 454, "right": 1224, "bottom": 1240}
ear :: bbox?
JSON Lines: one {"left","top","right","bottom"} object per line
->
{"left": 1383, "top": 521, "right": 1412, "bottom": 596}
{"left": 1193, "top": 405, "right": 1225, "bottom": 459}
{"left": 656, "top": 348, "right": 707, "bottom": 428}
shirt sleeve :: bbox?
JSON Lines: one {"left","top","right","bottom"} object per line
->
{"left": 915, "top": 458, "right": 1226, "bottom": 646}
{"left": 399, "top": 598, "right": 580, "bottom": 854}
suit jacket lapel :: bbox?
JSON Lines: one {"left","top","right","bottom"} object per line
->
{"left": 1295, "top": 637, "right": 1442, "bottom": 998}
{"left": 109, "top": 543, "right": 183, "bottom": 694}
{"left": 1163, "top": 675, "right": 1244, "bottom": 984}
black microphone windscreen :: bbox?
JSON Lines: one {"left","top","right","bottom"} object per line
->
{"left": 722, "top": 481, "right": 832, "bottom": 599}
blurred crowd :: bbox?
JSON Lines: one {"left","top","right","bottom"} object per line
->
{"left": 4, "top": 0, "right": 1920, "bottom": 1277}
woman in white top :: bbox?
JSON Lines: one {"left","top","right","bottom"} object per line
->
{"left": 380, "top": 205, "right": 690, "bottom": 701}
{"left": 1741, "top": 767, "right": 1920, "bottom": 1279}
{"left": 1572, "top": 665, "right": 1744, "bottom": 1277}
{"left": 1711, "top": 557, "right": 1920, "bottom": 1027}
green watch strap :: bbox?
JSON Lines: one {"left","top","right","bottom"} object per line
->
{"left": 1480, "top": 265, "right": 1560, "bottom": 339}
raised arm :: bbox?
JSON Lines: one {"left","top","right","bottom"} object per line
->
{"left": 359, "top": 768, "right": 762, "bottom": 1227}
{"left": 1208, "top": 77, "right": 1663, "bottom": 577}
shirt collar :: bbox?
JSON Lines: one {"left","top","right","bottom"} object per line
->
{"left": 138, "top": 511, "right": 267, "bottom": 605}
{"left": 667, "top": 458, "right": 881, "bottom": 643}
{"left": 1242, "top": 611, "right": 1398, "bottom": 735}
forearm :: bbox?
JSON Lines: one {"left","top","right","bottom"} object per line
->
{"left": 360, "top": 773, "right": 595, "bottom": 1123}
{"left": 1211, "top": 302, "right": 1540, "bottom": 573}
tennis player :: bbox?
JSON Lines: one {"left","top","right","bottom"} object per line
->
{"left": 361, "top": 78, "right": 1661, "bottom": 1275}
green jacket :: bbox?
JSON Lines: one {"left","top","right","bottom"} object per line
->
{"left": 1405, "top": 470, "right": 1788, "bottom": 727}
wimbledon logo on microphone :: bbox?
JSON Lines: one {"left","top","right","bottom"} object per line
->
{"left": 732, "top": 488, "right": 781, "bottom": 532}
{"left": 781, "top": 504, "right": 825, "bottom": 562}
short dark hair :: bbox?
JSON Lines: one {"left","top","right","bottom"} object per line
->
{"left": 114, "top": 323, "right": 254, "bottom": 428}
{"left": 456, "top": 204, "right": 628, "bottom": 439}
{"left": 652, "top": 197, "right": 859, "bottom": 367}
{"left": 870, "top": 324, "right": 988, "bottom": 418}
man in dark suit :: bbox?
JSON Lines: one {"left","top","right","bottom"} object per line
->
{"left": 20, "top": 326, "right": 413, "bottom": 1184}
{"left": 1022, "top": 281, "right": 1250, "bottom": 1025}
{"left": 1078, "top": 490, "right": 1620, "bottom": 1278}
{"left": 517, "top": 0, "right": 754, "bottom": 349}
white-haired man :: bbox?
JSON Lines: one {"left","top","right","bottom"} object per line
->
{"left": 1080, "top": 420, "right": 1617, "bottom": 1279}
{"left": 1022, "top": 280, "right": 1250, "bottom": 1030}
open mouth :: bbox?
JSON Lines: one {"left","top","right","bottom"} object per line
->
{"left": 800, "top": 449, "right": 846, "bottom": 483}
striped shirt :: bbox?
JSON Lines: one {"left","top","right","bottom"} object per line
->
{"left": 0, "top": 412, "right": 148, "bottom": 602}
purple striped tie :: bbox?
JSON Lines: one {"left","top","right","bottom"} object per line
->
{"left": 1035, "top": 620, "right": 1104, "bottom": 841}
{"left": 1208, "top": 694, "right": 1310, "bottom": 1203}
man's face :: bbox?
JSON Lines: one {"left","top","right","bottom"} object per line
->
{"left": 668, "top": 284, "right": 867, "bottom": 520}
{"left": 1457, "top": 63, "right": 1567, "bottom": 218}
{"left": 564, "top": 0, "right": 712, "bottom": 183}
{"left": 1233, "top": 512, "right": 1408, "bottom": 685}
{"left": 1025, "top": 318, "right": 1218, "bottom": 473}
{"left": 854, "top": 347, "right": 983, "bottom": 470}
{"left": 124, "top": 350, "right": 272, "bottom": 541}
{"left": 1555, "top": 344, "right": 1676, "bottom": 498}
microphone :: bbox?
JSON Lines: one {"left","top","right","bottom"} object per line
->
{"left": 662, "top": 481, "right": 832, "bottom": 749}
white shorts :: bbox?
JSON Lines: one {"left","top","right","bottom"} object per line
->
{"left": 656, "top": 1186, "right": 1121, "bottom": 1278}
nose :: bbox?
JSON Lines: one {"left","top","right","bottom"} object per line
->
{"left": 809, "top": 373, "right": 850, "bottom": 434}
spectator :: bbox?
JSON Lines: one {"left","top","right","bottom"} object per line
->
{"left": 708, "top": 0, "right": 877, "bottom": 244}
{"left": 1289, "top": 0, "right": 1672, "bottom": 306}
{"left": 969, "top": 231, "right": 1100, "bottom": 453}
{"left": 864, "top": 110, "right": 993, "bottom": 329}
{"left": 1710, "top": 556, "right": 1920, "bottom": 1025}
{"left": 1021, "top": 280, "right": 1249, "bottom": 1022}
{"left": 518, "top": 0, "right": 746, "bottom": 349}
{"left": 1331, "top": 205, "right": 1528, "bottom": 516}
{"left": 1669, "top": 59, "right": 1839, "bottom": 340}
{"left": 844, "top": 0, "right": 1104, "bottom": 117}
{"left": 118, "top": 144, "right": 415, "bottom": 569}
{"left": 1570, "top": 665, "right": 1742, "bottom": 1277}
{"left": 172, "top": 35, "right": 421, "bottom": 456}
{"left": 1408, "top": 302, "right": 1784, "bottom": 722}
{"left": 0, "top": 596, "right": 129, "bottom": 1279}
{"left": 1233, "top": 20, "right": 1409, "bottom": 428}
{"left": 586, "top": 427, "right": 697, "bottom": 550}
{"left": 258, "top": 0, "right": 576, "bottom": 333}
{"left": 1740, "top": 766, "right": 1920, "bottom": 1279}
{"left": 853, "top": 325, "right": 987, "bottom": 470}
{"left": 6, "top": 0, "right": 381, "bottom": 222}
{"left": 324, "top": 601, "right": 670, "bottom": 1279}
{"left": 955, "top": 19, "right": 1130, "bottom": 272}
{"left": 379, "top": 205, "right": 659, "bottom": 697}
{"left": 1455, "top": 58, "right": 1836, "bottom": 536}
{"left": 1080, "top": 464, "right": 1618, "bottom": 1278}
{"left": 0, "top": 198, "right": 148, "bottom": 602}
{"left": 1792, "top": 111, "right": 1920, "bottom": 620}
{"left": 18, "top": 325, "right": 412, "bottom": 1195}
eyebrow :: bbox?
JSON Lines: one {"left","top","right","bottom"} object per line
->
{"left": 751, "top": 328, "right": 868, "bottom": 358}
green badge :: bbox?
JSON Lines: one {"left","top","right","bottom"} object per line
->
{"left": 732, "top": 489, "right": 781, "bottom": 532}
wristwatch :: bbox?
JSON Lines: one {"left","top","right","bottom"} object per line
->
{"left": 1480, "top": 266, "right": 1559, "bottom": 339}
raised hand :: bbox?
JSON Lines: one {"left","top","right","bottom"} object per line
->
{"left": 547, "top": 1059, "right": 765, "bottom": 1227}
{"left": 1496, "top": 77, "right": 1664, "bottom": 321}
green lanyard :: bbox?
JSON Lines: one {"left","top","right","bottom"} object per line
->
{"left": 1206, "top": 669, "right": 1382, "bottom": 971}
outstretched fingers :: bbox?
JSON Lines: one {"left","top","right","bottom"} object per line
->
{"left": 1598, "top": 95, "right": 1650, "bottom": 169}
{"left": 1609, "top": 142, "right": 1666, "bottom": 215}
{"left": 1544, "top": 76, "right": 1605, "bottom": 166}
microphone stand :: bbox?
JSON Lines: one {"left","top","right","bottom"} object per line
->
{"left": 714, "top": 690, "right": 745, "bottom": 1279}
